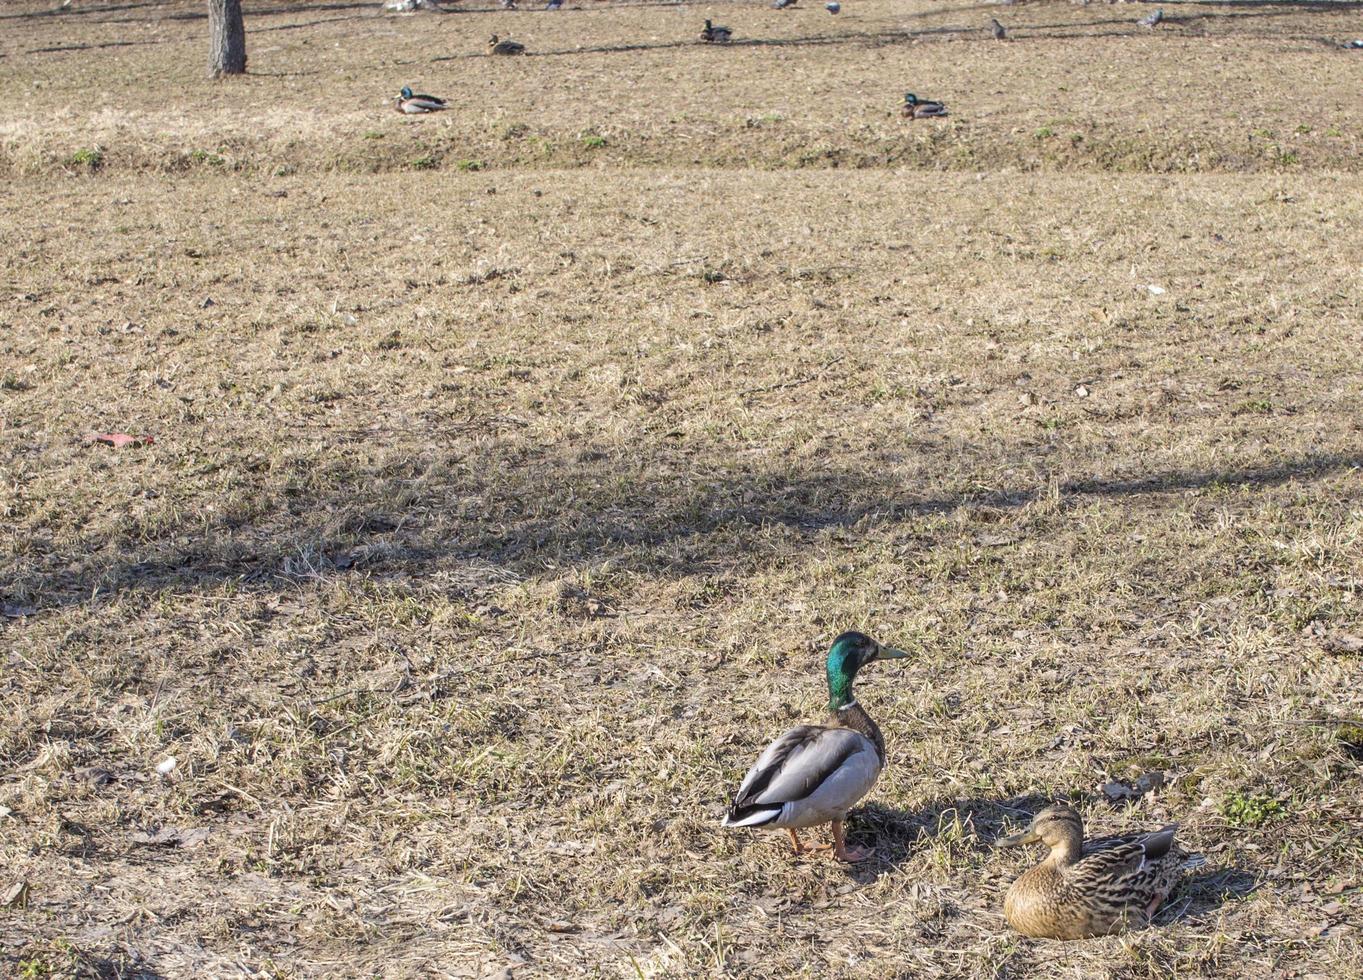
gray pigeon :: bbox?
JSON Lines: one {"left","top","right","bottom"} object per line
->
{"left": 773, "top": 0, "right": 798, "bottom": 8}
{"left": 1138, "top": 7, "right": 1163, "bottom": 28}
{"left": 825, "top": 1, "right": 840, "bottom": 11}
{"left": 990, "top": 17, "right": 1007, "bottom": 39}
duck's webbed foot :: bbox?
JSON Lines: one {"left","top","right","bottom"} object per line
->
{"left": 831, "top": 819, "right": 874, "bottom": 863}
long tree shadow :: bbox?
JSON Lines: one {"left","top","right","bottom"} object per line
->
{"left": 2, "top": 447, "right": 1360, "bottom": 618}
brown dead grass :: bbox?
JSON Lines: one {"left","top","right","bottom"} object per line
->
{"left": 3, "top": 1, "right": 1363, "bottom": 978}
{"left": 1, "top": 0, "right": 1362, "bottom": 175}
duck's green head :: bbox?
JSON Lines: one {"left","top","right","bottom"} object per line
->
{"left": 825, "top": 631, "right": 909, "bottom": 711}
{"left": 904, "top": 92, "right": 919, "bottom": 106}
{"left": 400, "top": 86, "right": 414, "bottom": 99}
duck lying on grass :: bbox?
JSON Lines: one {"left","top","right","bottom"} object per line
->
{"left": 903, "top": 92, "right": 949, "bottom": 119}
{"left": 999, "top": 805, "right": 1187, "bottom": 939}
{"left": 394, "top": 86, "right": 448, "bottom": 114}
{"left": 488, "top": 34, "right": 527, "bottom": 54}
{"left": 700, "top": 19, "right": 733, "bottom": 43}
{"left": 723, "top": 632, "right": 910, "bottom": 863}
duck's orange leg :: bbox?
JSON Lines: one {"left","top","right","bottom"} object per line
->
{"left": 831, "top": 819, "right": 874, "bottom": 863}
{"left": 787, "top": 828, "right": 807, "bottom": 854}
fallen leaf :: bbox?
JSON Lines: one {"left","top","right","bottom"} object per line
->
{"left": 70, "top": 766, "right": 114, "bottom": 788}
{"left": 1134, "top": 770, "right": 1167, "bottom": 794}
{"left": 1074, "top": 384, "right": 1090, "bottom": 398}
{"left": 1319, "top": 633, "right": 1363, "bottom": 656}
{"left": 1, "top": 881, "right": 29, "bottom": 908}
{"left": 130, "top": 826, "right": 211, "bottom": 849}
{"left": 85, "top": 432, "right": 154, "bottom": 449}
{"left": 1018, "top": 391, "right": 1038, "bottom": 407}
{"left": 1100, "top": 780, "right": 1138, "bottom": 802}
{"left": 977, "top": 534, "right": 1016, "bottom": 547}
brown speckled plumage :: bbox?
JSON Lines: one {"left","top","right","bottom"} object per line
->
{"left": 1000, "top": 805, "right": 1185, "bottom": 940}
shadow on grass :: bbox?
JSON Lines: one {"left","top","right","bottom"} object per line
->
{"left": 845, "top": 793, "right": 1052, "bottom": 879}
{"left": 3, "top": 447, "right": 1361, "bottom": 616}
{"left": 1158, "top": 864, "right": 1262, "bottom": 924}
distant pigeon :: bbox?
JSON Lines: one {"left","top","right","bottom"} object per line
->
{"left": 990, "top": 17, "right": 1007, "bottom": 39}
{"left": 825, "top": 1, "right": 840, "bottom": 12}
{"left": 500, "top": 0, "right": 517, "bottom": 8}
{"left": 1138, "top": 7, "right": 1163, "bottom": 27}
{"left": 773, "top": 0, "right": 798, "bottom": 7}
{"left": 546, "top": 0, "right": 562, "bottom": 7}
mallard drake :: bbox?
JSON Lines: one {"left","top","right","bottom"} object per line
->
{"left": 723, "top": 631, "right": 910, "bottom": 862}
{"left": 394, "top": 86, "right": 448, "bottom": 114}
{"left": 998, "top": 805, "right": 1186, "bottom": 939}
{"left": 903, "top": 92, "right": 949, "bottom": 119}
{"left": 488, "top": 34, "right": 527, "bottom": 55}
{"left": 772, "top": 0, "right": 797, "bottom": 8}
{"left": 700, "top": 19, "right": 733, "bottom": 43}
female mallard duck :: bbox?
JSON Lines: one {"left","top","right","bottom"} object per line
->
{"left": 394, "top": 86, "right": 448, "bottom": 114}
{"left": 998, "top": 805, "right": 1186, "bottom": 939}
{"left": 488, "top": 34, "right": 527, "bottom": 55}
{"left": 700, "top": 19, "right": 733, "bottom": 43}
{"left": 903, "top": 92, "right": 949, "bottom": 119}
{"left": 723, "top": 631, "right": 910, "bottom": 862}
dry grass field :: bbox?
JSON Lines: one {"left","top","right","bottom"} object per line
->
{"left": 3, "top": 0, "right": 1363, "bottom": 977}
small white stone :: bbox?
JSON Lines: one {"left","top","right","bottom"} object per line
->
{"left": 156, "top": 756, "right": 178, "bottom": 776}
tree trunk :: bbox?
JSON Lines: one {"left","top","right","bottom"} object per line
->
{"left": 207, "top": 0, "right": 247, "bottom": 78}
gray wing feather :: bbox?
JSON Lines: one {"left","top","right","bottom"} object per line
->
{"left": 750, "top": 727, "right": 876, "bottom": 805}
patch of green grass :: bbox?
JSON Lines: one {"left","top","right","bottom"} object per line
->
{"left": 68, "top": 147, "right": 103, "bottom": 169}
{"left": 1234, "top": 398, "right": 1273, "bottom": 415}
{"left": 1222, "top": 792, "right": 1284, "bottom": 828}
{"left": 456, "top": 159, "right": 484, "bottom": 172}
{"left": 581, "top": 133, "right": 608, "bottom": 150}
{"left": 1336, "top": 724, "right": 1363, "bottom": 760}
{"left": 411, "top": 155, "right": 439, "bottom": 170}
{"left": 363, "top": 131, "right": 384, "bottom": 140}
{"left": 190, "top": 149, "right": 226, "bottom": 166}
{"left": 2, "top": 373, "right": 33, "bottom": 392}
{"left": 1034, "top": 127, "right": 1055, "bottom": 140}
